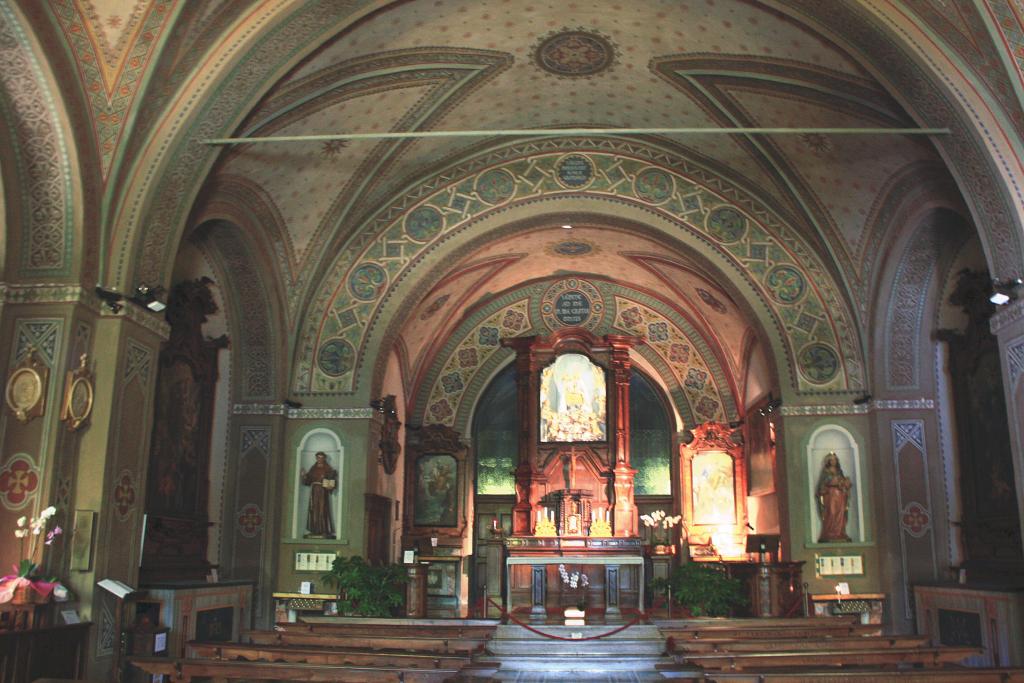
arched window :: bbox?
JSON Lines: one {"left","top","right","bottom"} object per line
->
{"left": 630, "top": 371, "right": 672, "bottom": 495}
{"left": 473, "top": 363, "right": 518, "bottom": 495}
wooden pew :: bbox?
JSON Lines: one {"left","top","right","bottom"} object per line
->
{"left": 292, "top": 618, "right": 497, "bottom": 639}
{"left": 244, "top": 627, "right": 489, "bottom": 654}
{"left": 659, "top": 616, "right": 881, "bottom": 641}
{"left": 130, "top": 656, "right": 461, "bottom": 682}
{"left": 676, "top": 634, "right": 930, "bottom": 653}
{"left": 705, "top": 667, "right": 1024, "bottom": 682}
{"left": 680, "top": 645, "right": 982, "bottom": 670}
{"left": 188, "top": 639, "right": 472, "bottom": 669}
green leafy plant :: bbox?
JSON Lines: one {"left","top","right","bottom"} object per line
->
{"left": 321, "top": 556, "right": 408, "bottom": 617}
{"left": 651, "top": 561, "right": 746, "bottom": 617}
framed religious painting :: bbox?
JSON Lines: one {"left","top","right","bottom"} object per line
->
{"left": 61, "top": 354, "right": 94, "bottom": 432}
{"left": 539, "top": 352, "right": 608, "bottom": 443}
{"left": 404, "top": 424, "right": 468, "bottom": 541}
{"left": 5, "top": 348, "right": 48, "bottom": 424}
{"left": 680, "top": 422, "right": 748, "bottom": 559}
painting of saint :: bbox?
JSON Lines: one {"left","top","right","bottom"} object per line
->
{"left": 414, "top": 454, "right": 457, "bottom": 526}
{"left": 540, "top": 353, "right": 607, "bottom": 442}
{"left": 691, "top": 450, "right": 736, "bottom": 525}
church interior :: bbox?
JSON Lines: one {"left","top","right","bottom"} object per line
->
{"left": 2, "top": 0, "right": 1024, "bottom": 680}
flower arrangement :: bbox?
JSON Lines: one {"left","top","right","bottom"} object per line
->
{"left": 558, "top": 563, "right": 589, "bottom": 590}
{"left": 558, "top": 563, "right": 589, "bottom": 611}
{"left": 1, "top": 505, "right": 65, "bottom": 604}
{"left": 641, "top": 509, "right": 682, "bottom": 548}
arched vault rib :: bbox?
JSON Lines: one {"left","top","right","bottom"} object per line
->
{"left": 293, "top": 141, "right": 865, "bottom": 398}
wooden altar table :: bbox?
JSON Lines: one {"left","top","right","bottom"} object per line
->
{"left": 504, "top": 537, "right": 643, "bottom": 619}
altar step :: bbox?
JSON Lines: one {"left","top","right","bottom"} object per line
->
{"left": 457, "top": 623, "right": 700, "bottom": 680}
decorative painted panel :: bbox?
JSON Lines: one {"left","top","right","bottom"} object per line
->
{"left": 295, "top": 144, "right": 863, "bottom": 396}
{"left": 892, "top": 419, "right": 938, "bottom": 619}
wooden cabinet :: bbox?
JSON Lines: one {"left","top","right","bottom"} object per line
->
{"left": 725, "top": 561, "right": 805, "bottom": 617}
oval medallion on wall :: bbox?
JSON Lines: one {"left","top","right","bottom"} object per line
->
{"left": 475, "top": 169, "right": 516, "bottom": 205}
{"left": 798, "top": 343, "right": 840, "bottom": 384}
{"left": 634, "top": 167, "right": 674, "bottom": 204}
{"left": 405, "top": 205, "right": 444, "bottom": 242}
{"left": 556, "top": 154, "right": 594, "bottom": 189}
{"left": 317, "top": 339, "right": 355, "bottom": 377}
{"left": 706, "top": 206, "right": 747, "bottom": 243}
{"left": 540, "top": 278, "right": 603, "bottom": 330}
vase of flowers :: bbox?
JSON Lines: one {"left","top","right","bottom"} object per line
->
{"left": 558, "top": 563, "right": 589, "bottom": 621}
{"left": 641, "top": 510, "right": 682, "bottom": 554}
{"left": 1, "top": 505, "right": 64, "bottom": 605}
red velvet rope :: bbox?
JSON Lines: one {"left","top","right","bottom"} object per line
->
{"left": 486, "top": 597, "right": 644, "bottom": 641}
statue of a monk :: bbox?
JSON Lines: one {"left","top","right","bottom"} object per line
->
{"left": 302, "top": 451, "right": 337, "bottom": 538}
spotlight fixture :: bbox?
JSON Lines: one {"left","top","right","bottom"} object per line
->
{"left": 990, "top": 277, "right": 1023, "bottom": 306}
{"left": 757, "top": 394, "right": 782, "bottom": 416}
{"left": 283, "top": 399, "right": 303, "bottom": 409}
{"left": 853, "top": 394, "right": 872, "bottom": 406}
{"left": 94, "top": 286, "right": 124, "bottom": 314}
{"left": 132, "top": 284, "right": 167, "bottom": 312}
{"left": 560, "top": 224, "right": 573, "bottom": 230}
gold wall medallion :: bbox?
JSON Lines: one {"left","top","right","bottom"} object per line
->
{"left": 61, "top": 354, "right": 94, "bottom": 431}
{"left": 5, "top": 348, "right": 48, "bottom": 424}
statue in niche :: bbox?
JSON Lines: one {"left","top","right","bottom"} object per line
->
{"left": 816, "top": 452, "right": 852, "bottom": 542}
{"left": 302, "top": 451, "right": 337, "bottom": 538}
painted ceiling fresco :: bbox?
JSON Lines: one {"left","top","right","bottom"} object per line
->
{"left": 23, "top": 0, "right": 1024, "bottom": 405}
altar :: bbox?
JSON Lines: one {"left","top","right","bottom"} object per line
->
{"left": 505, "top": 536, "right": 644, "bottom": 619}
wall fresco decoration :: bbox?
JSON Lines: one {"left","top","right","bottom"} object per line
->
{"left": 416, "top": 279, "right": 734, "bottom": 431}
{"left": 612, "top": 297, "right": 726, "bottom": 424}
{"left": 296, "top": 145, "right": 863, "bottom": 395}
{"left": 423, "top": 300, "right": 531, "bottom": 427}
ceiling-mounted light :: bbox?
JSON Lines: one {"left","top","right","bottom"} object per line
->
{"left": 94, "top": 286, "right": 124, "bottom": 314}
{"left": 990, "top": 277, "right": 1023, "bottom": 306}
{"left": 560, "top": 224, "right": 573, "bottom": 230}
{"left": 132, "top": 284, "right": 166, "bottom": 312}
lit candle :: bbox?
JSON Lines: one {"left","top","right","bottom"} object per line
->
{"left": 591, "top": 510, "right": 595, "bottom": 522}
{"left": 537, "top": 509, "right": 542, "bottom": 523}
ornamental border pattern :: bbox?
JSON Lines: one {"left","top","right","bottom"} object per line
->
{"left": 297, "top": 143, "right": 863, "bottom": 397}
{"left": 780, "top": 398, "right": 935, "bottom": 416}
{"left": 0, "top": 2, "right": 73, "bottom": 275}
{"left": 232, "top": 404, "right": 373, "bottom": 419}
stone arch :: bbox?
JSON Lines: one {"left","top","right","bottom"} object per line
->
{"left": 0, "top": 2, "right": 77, "bottom": 279}
{"left": 874, "top": 208, "right": 971, "bottom": 393}
{"left": 408, "top": 277, "right": 740, "bottom": 432}
{"left": 295, "top": 141, "right": 865, "bottom": 399}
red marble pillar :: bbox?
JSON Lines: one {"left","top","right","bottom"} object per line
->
{"left": 505, "top": 337, "right": 539, "bottom": 535}
{"left": 608, "top": 337, "right": 638, "bottom": 537}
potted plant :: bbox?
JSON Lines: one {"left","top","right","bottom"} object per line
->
{"left": 321, "top": 556, "right": 407, "bottom": 617}
{"left": 0, "top": 505, "right": 67, "bottom": 605}
{"left": 650, "top": 561, "right": 745, "bottom": 617}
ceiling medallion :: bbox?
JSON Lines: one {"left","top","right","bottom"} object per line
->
{"left": 534, "top": 29, "right": 616, "bottom": 77}
{"left": 546, "top": 239, "right": 599, "bottom": 257}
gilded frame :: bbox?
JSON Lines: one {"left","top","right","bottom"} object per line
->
{"left": 61, "top": 354, "right": 94, "bottom": 431}
{"left": 5, "top": 349, "right": 48, "bottom": 424}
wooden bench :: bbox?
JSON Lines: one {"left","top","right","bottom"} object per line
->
{"left": 680, "top": 645, "right": 982, "bottom": 670}
{"left": 702, "top": 667, "right": 1024, "bottom": 682}
{"left": 130, "top": 656, "right": 461, "bottom": 682}
{"left": 188, "top": 639, "right": 472, "bottom": 669}
{"left": 676, "top": 634, "right": 930, "bottom": 653}
{"left": 244, "top": 628, "right": 489, "bottom": 654}
{"left": 291, "top": 618, "right": 497, "bottom": 639}
{"left": 659, "top": 616, "right": 882, "bottom": 641}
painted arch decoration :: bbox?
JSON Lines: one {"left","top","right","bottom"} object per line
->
{"left": 412, "top": 278, "right": 735, "bottom": 432}
{"left": 296, "top": 140, "right": 865, "bottom": 396}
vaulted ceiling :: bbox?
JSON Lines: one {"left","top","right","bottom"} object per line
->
{"left": 7, "top": 0, "right": 1024, "bottom": 407}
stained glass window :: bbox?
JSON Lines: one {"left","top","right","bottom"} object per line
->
{"left": 630, "top": 371, "right": 671, "bottom": 495}
{"left": 473, "top": 364, "right": 517, "bottom": 494}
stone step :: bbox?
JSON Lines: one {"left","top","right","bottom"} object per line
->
{"left": 493, "top": 623, "right": 664, "bottom": 640}
{"left": 488, "top": 638, "right": 666, "bottom": 656}
{"left": 476, "top": 654, "right": 676, "bottom": 671}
